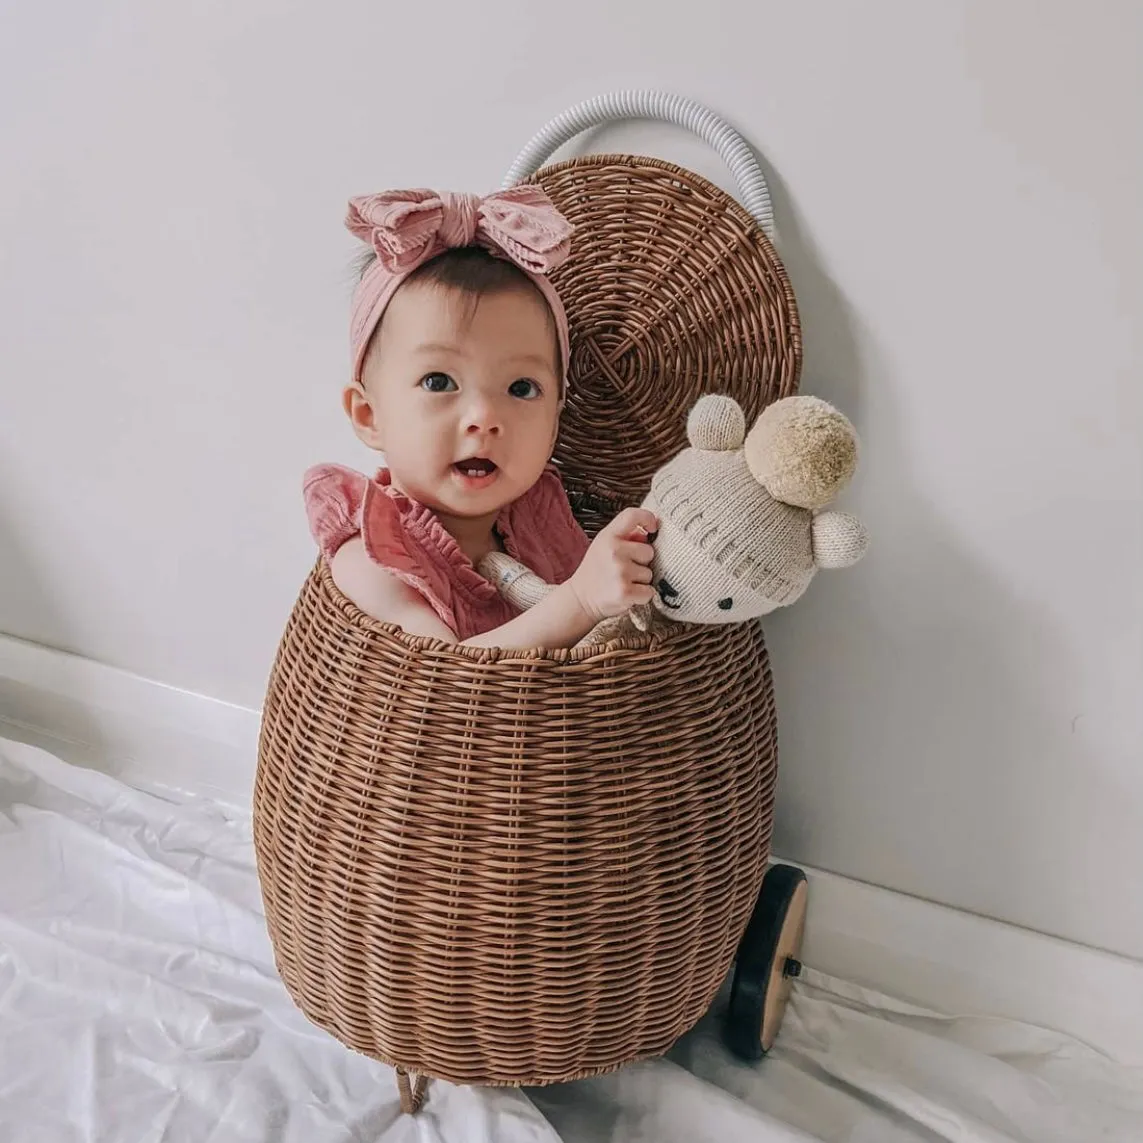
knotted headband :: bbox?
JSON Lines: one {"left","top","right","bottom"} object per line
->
{"left": 346, "top": 186, "right": 574, "bottom": 386}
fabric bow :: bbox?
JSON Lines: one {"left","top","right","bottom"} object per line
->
{"left": 345, "top": 186, "right": 573, "bottom": 276}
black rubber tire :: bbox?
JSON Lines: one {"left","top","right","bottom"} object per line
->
{"left": 724, "top": 863, "right": 808, "bottom": 1061}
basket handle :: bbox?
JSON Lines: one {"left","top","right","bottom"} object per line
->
{"left": 502, "top": 91, "right": 775, "bottom": 237}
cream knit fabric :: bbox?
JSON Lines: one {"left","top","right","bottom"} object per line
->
{"left": 640, "top": 394, "right": 865, "bottom": 621}
{"left": 481, "top": 393, "right": 868, "bottom": 637}
{"left": 648, "top": 445, "right": 814, "bottom": 612}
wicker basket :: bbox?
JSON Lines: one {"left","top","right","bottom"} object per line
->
{"left": 254, "top": 93, "right": 802, "bottom": 1111}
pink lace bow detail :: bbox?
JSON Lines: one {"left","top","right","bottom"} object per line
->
{"left": 345, "top": 186, "right": 573, "bottom": 275}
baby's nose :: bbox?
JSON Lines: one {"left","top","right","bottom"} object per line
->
{"left": 464, "top": 399, "right": 502, "bottom": 435}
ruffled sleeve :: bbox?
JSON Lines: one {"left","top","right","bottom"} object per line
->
{"left": 303, "top": 464, "right": 366, "bottom": 559}
{"left": 302, "top": 464, "right": 457, "bottom": 631}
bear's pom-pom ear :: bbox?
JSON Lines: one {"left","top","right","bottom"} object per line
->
{"left": 811, "top": 511, "right": 869, "bottom": 569}
{"left": 744, "top": 395, "right": 858, "bottom": 510}
{"left": 687, "top": 394, "right": 747, "bottom": 451}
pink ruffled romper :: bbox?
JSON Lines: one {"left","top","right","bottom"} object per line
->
{"left": 303, "top": 464, "right": 590, "bottom": 640}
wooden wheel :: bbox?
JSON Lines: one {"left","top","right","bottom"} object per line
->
{"left": 724, "top": 864, "right": 808, "bottom": 1060}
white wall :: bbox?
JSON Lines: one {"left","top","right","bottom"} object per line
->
{"left": 2, "top": 1, "right": 1140, "bottom": 960}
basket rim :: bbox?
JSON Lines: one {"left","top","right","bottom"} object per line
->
{"left": 310, "top": 558, "right": 699, "bottom": 666}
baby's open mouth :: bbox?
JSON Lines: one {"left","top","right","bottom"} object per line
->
{"left": 453, "top": 458, "right": 498, "bottom": 478}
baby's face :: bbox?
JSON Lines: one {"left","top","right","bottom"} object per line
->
{"left": 354, "top": 281, "right": 562, "bottom": 521}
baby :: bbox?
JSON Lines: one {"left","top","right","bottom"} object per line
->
{"left": 304, "top": 187, "right": 657, "bottom": 648}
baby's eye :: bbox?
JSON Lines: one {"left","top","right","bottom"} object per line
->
{"left": 718, "top": 597, "right": 734, "bottom": 610}
{"left": 420, "top": 372, "right": 457, "bottom": 393}
{"left": 508, "top": 378, "right": 541, "bottom": 400}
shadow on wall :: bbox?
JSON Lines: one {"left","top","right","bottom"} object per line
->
{"left": 751, "top": 152, "right": 1134, "bottom": 956}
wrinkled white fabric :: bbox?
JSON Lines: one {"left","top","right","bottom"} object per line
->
{"left": 1, "top": 735, "right": 1140, "bottom": 1143}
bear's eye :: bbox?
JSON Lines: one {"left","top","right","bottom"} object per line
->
{"left": 718, "top": 597, "right": 734, "bottom": 610}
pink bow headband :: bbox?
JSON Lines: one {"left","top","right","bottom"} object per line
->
{"left": 346, "top": 186, "right": 574, "bottom": 387}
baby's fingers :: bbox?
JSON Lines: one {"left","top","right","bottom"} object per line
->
{"left": 607, "top": 507, "right": 659, "bottom": 538}
{"left": 618, "top": 540, "right": 656, "bottom": 566}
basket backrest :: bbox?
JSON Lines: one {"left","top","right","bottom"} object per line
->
{"left": 507, "top": 94, "right": 802, "bottom": 512}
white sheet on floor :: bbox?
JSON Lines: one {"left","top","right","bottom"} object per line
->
{"left": 1, "top": 736, "right": 1140, "bottom": 1143}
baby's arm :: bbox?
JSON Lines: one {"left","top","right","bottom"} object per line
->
{"left": 331, "top": 540, "right": 595, "bottom": 646}
{"left": 465, "top": 507, "right": 659, "bottom": 648}
{"left": 461, "top": 581, "right": 597, "bottom": 648}
{"left": 329, "top": 508, "right": 658, "bottom": 650}
{"left": 329, "top": 538, "right": 458, "bottom": 641}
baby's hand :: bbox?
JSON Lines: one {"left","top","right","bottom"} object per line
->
{"left": 568, "top": 508, "right": 659, "bottom": 622}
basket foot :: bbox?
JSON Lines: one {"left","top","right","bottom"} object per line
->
{"left": 396, "top": 1067, "right": 428, "bottom": 1114}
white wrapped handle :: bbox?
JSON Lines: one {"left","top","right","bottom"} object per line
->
{"left": 503, "top": 90, "right": 774, "bottom": 237}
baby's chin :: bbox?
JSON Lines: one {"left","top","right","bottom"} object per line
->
{"left": 437, "top": 469, "right": 530, "bottom": 517}
{"left": 390, "top": 459, "right": 547, "bottom": 520}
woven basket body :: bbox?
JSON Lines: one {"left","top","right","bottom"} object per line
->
{"left": 254, "top": 155, "right": 801, "bottom": 1086}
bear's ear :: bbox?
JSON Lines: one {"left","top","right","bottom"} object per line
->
{"left": 687, "top": 394, "right": 746, "bottom": 451}
{"left": 811, "top": 511, "right": 869, "bottom": 569}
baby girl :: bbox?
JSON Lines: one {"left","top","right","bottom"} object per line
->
{"left": 304, "top": 187, "right": 658, "bottom": 648}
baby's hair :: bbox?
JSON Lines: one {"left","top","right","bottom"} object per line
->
{"left": 355, "top": 246, "right": 563, "bottom": 377}
{"left": 355, "top": 245, "right": 541, "bottom": 299}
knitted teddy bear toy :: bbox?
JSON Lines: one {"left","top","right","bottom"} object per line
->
{"left": 480, "top": 393, "right": 868, "bottom": 647}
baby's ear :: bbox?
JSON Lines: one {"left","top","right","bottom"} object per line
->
{"left": 343, "top": 383, "right": 385, "bottom": 451}
{"left": 811, "top": 512, "right": 869, "bottom": 569}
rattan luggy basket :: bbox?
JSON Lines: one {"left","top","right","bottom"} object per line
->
{"left": 254, "top": 92, "right": 802, "bottom": 1114}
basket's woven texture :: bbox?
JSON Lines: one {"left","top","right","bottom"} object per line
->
{"left": 253, "top": 155, "right": 801, "bottom": 1088}
{"left": 532, "top": 155, "right": 801, "bottom": 508}
{"left": 255, "top": 563, "right": 777, "bottom": 1084}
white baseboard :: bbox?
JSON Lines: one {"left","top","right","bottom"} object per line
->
{"left": 1, "top": 632, "right": 1140, "bottom": 1066}
{"left": 794, "top": 864, "right": 1142, "bottom": 1066}
{"left": 0, "top": 633, "right": 260, "bottom": 802}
